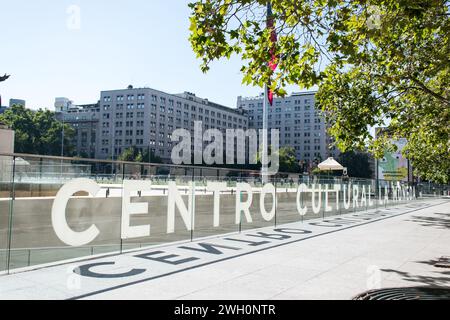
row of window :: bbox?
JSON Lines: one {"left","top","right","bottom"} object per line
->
{"left": 249, "top": 123, "right": 322, "bottom": 130}
{"left": 102, "top": 95, "right": 245, "bottom": 122}
{"left": 105, "top": 148, "right": 172, "bottom": 158}
{"left": 248, "top": 112, "right": 320, "bottom": 120}
{"left": 101, "top": 105, "right": 246, "bottom": 124}
{"left": 101, "top": 119, "right": 245, "bottom": 130}
{"left": 248, "top": 117, "right": 321, "bottom": 124}
{"left": 102, "top": 103, "right": 146, "bottom": 111}
{"left": 103, "top": 94, "right": 146, "bottom": 102}
{"left": 244, "top": 99, "right": 312, "bottom": 108}
{"left": 247, "top": 105, "right": 313, "bottom": 113}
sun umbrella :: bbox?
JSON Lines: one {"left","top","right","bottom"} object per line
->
{"left": 318, "top": 157, "right": 344, "bottom": 171}
{"left": 318, "top": 157, "right": 344, "bottom": 181}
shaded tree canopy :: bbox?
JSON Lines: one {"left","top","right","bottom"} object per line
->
{"left": 188, "top": 0, "right": 450, "bottom": 183}
{"left": 118, "top": 146, "right": 163, "bottom": 164}
{"left": 0, "top": 105, "right": 75, "bottom": 156}
{"left": 256, "top": 146, "right": 300, "bottom": 173}
{"left": 339, "top": 151, "right": 373, "bottom": 179}
{"left": 277, "top": 146, "right": 300, "bottom": 173}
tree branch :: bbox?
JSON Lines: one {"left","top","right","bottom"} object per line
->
{"left": 408, "top": 77, "right": 450, "bottom": 105}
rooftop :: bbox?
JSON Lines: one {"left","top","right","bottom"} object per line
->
{"left": 238, "top": 90, "right": 317, "bottom": 102}
{"left": 100, "top": 86, "right": 246, "bottom": 116}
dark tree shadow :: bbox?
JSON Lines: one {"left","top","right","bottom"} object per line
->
{"left": 381, "top": 260, "right": 450, "bottom": 287}
{"left": 407, "top": 213, "right": 450, "bottom": 229}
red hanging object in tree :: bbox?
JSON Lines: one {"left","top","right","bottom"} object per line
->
{"left": 266, "top": 2, "right": 278, "bottom": 106}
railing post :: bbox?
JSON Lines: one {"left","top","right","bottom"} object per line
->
{"left": 274, "top": 179, "right": 277, "bottom": 228}
{"left": 322, "top": 182, "right": 325, "bottom": 220}
{"left": 190, "top": 173, "right": 195, "bottom": 242}
{"left": 238, "top": 181, "right": 242, "bottom": 233}
{"left": 6, "top": 156, "right": 16, "bottom": 274}
{"left": 366, "top": 182, "right": 368, "bottom": 212}
{"left": 120, "top": 162, "right": 125, "bottom": 254}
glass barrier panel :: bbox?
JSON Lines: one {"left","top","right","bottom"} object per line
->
{"left": 0, "top": 155, "right": 14, "bottom": 272}
{"left": 274, "top": 179, "right": 301, "bottom": 225}
{"left": 8, "top": 156, "right": 122, "bottom": 270}
{"left": 2, "top": 153, "right": 448, "bottom": 272}
{"left": 192, "top": 176, "right": 239, "bottom": 240}
{"left": 240, "top": 177, "right": 276, "bottom": 231}
{"left": 120, "top": 172, "right": 191, "bottom": 251}
{"left": 322, "top": 180, "right": 339, "bottom": 219}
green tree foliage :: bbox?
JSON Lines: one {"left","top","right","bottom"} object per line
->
{"left": 0, "top": 105, "right": 75, "bottom": 156}
{"left": 278, "top": 146, "right": 300, "bottom": 173}
{"left": 339, "top": 151, "right": 373, "bottom": 179}
{"left": 118, "top": 146, "right": 163, "bottom": 163}
{"left": 256, "top": 146, "right": 300, "bottom": 173}
{"left": 188, "top": 0, "right": 450, "bottom": 183}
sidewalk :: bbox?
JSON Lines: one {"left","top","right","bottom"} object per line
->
{"left": 0, "top": 199, "right": 448, "bottom": 300}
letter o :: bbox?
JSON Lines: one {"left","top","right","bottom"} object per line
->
{"left": 260, "top": 183, "right": 276, "bottom": 221}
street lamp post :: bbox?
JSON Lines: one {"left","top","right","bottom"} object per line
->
{"left": 60, "top": 111, "right": 65, "bottom": 182}
{"left": 61, "top": 113, "right": 65, "bottom": 157}
{"left": 261, "top": 84, "right": 269, "bottom": 184}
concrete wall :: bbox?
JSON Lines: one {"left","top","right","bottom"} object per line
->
{"left": 0, "top": 128, "right": 14, "bottom": 154}
{"left": 0, "top": 127, "right": 15, "bottom": 183}
{"left": 0, "top": 189, "right": 344, "bottom": 251}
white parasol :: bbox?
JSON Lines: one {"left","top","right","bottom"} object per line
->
{"left": 318, "top": 157, "right": 344, "bottom": 171}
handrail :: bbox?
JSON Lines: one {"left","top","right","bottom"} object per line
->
{"left": 1, "top": 152, "right": 448, "bottom": 186}
{"left": 0, "top": 152, "right": 299, "bottom": 176}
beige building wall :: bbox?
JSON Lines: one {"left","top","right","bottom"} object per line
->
{"left": 0, "top": 125, "right": 15, "bottom": 182}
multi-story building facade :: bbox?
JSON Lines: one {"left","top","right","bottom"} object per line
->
{"left": 54, "top": 97, "right": 74, "bottom": 112}
{"left": 57, "top": 86, "right": 248, "bottom": 163}
{"left": 9, "top": 99, "right": 26, "bottom": 108}
{"left": 58, "top": 103, "right": 100, "bottom": 159}
{"left": 237, "top": 91, "right": 340, "bottom": 166}
{"left": 58, "top": 87, "right": 339, "bottom": 169}
{"left": 0, "top": 98, "right": 26, "bottom": 114}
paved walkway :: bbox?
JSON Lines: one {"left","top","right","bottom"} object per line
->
{"left": 0, "top": 199, "right": 448, "bottom": 300}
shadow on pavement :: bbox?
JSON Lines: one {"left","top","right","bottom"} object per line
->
{"left": 381, "top": 265, "right": 450, "bottom": 287}
{"left": 407, "top": 213, "right": 450, "bottom": 229}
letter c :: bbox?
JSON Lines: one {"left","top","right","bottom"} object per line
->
{"left": 74, "top": 262, "right": 146, "bottom": 278}
{"left": 52, "top": 178, "right": 100, "bottom": 247}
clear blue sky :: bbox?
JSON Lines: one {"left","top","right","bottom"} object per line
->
{"left": 0, "top": 0, "right": 303, "bottom": 110}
